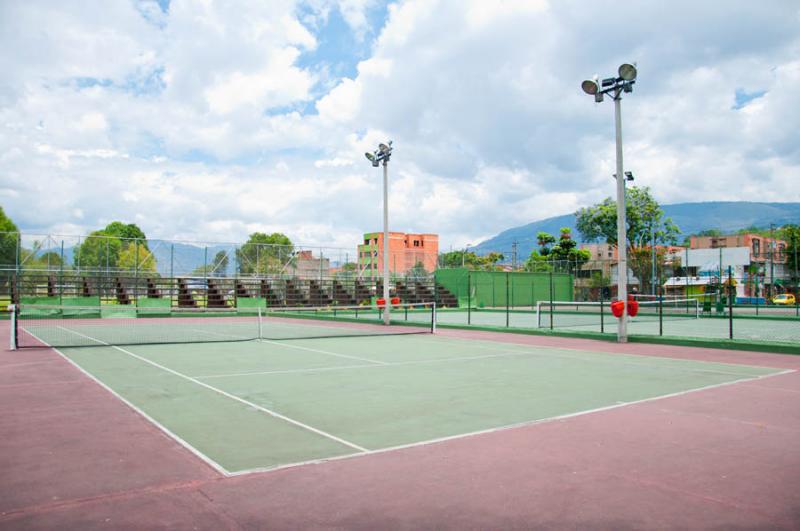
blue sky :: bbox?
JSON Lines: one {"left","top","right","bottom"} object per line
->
{"left": 1, "top": 0, "right": 798, "bottom": 251}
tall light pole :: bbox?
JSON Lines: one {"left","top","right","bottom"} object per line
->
{"left": 582, "top": 63, "right": 637, "bottom": 342}
{"left": 365, "top": 141, "right": 394, "bottom": 325}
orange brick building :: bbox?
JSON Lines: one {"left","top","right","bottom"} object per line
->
{"left": 358, "top": 232, "right": 439, "bottom": 275}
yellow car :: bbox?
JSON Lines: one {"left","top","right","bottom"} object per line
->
{"left": 772, "top": 294, "right": 796, "bottom": 305}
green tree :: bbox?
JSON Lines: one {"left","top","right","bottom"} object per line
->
{"left": 481, "top": 252, "right": 505, "bottom": 270}
{"left": 74, "top": 231, "right": 123, "bottom": 269}
{"left": 37, "top": 251, "right": 64, "bottom": 268}
{"left": 236, "top": 232, "right": 293, "bottom": 275}
{"left": 783, "top": 225, "right": 799, "bottom": 284}
{"left": 536, "top": 232, "right": 556, "bottom": 256}
{"left": 576, "top": 186, "right": 680, "bottom": 294}
{"left": 439, "top": 250, "right": 482, "bottom": 269}
{"left": 0, "top": 206, "right": 19, "bottom": 268}
{"left": 118, "top": 242, "right": 157, "bottom": 273}
{"left": 104, "top": 221, "right": 148, "bottom": 249}
{"left": 549, "top": 227, "right": 591, "bottom": 270}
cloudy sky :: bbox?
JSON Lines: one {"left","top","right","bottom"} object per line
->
{"left": 1, "top": 0, "right": 798, "bottom": 252}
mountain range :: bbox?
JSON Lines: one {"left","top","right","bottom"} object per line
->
{"left": 472, "top": 201, "right": 800, "bottom": 257}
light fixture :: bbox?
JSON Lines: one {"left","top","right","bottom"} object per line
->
{"left": 581, "top": 79, "right": 599, "bottom": 95}
{"left": 618, "top": 63, "right": 637, "bottom": 81}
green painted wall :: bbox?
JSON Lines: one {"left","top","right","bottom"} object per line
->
{"left": 435, "top": 269, "right": 573, "bottom": 308}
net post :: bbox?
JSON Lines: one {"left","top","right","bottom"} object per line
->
{"left": 535, "top": 301, "right": 540, "bottom": 328}
{"left": 431, "top": 301, "right": 436, "bottom": 333}
{"left": 658, "top": 285, "right": 663, "bottom": 336}
{"left": 9, "top": 304, "right": 17, "bottom": 350}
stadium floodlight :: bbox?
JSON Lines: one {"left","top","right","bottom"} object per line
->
{"left": 581, "top": 79, "right": 599, "bottom": 95}
{"left": 618, "top": 63, "right": 637, "bottom": 81}
{"left": 364, "top": 140, "right": 395, "bottom": 325}
{"left": 580, "top": 64, "right": 638, "bottom": 343}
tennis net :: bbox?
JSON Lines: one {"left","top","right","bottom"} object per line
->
{"left": 536, "top": 298, "right": 699, "bottom": 329}
{"left": 10, "top": 302, "right": 436, "bottom": 349}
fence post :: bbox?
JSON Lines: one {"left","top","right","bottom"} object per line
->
{"left": 467, "top": 271, "right": 471, "bottom": 325}
{"left": 549, "top": 270, "right": 554, "bottom": 331}
{"left": 134, "top": 240, "right": 140, "bottom": 306}
{"left": 530, "top": 277, "right": 534, "bottom": 310}
{"left": 728, "top": 266, "right": 734, "bottom": 340}
{"left": 505, "top": 271, "right": 510, "bottom": 328}
{"left": 600, "top": 289, "right": 605, "bottom": 333}
{"left": 59, "top": 240, "right": 64, "bottom": 305}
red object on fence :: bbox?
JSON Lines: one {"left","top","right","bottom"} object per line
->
{"left": 390, "top": 297, "right": 401, "bottom": 305}
{"left": 627, "top": 300, "right": 639, "bottom": 317}
{"left": 611, "top": 300, "right": 625, "bottom": 318}
{"left": 377, "top": 298, "right": 386, "bottom": 308}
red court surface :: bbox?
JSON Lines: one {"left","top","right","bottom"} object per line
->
{"left": 2, "top": 322, "right": 799, "bottom": 530}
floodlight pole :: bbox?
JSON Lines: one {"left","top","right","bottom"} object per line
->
{"left": 382, "top": 158, "right": 390, "bottom": 325}
{"left": 613, "top": 96, "right": 629, "bottom": 342}
{"left": 582, "top": 64, "right": 637, "bottom": 343}
{"left": 365, "top": 141, "right": 394, "bottom": 325}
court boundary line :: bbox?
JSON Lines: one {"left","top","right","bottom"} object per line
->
{"left": 194, "top": 343, "right": 769, "bottom": 380}
{"left": 187, "top": 327, "right": 390, "bottom": 366}
{"left": 193, "top": 349, "right": 530, "bottom": 379}
{"left": 426, "top": 332, "right": 785, "bottom": 374}
{"left": 188, "top": 328, "right": 775, "bottom": 380}
{"left": 22, "top": 328, "right": 232, "bottom": 477}
{"left": 227, "top": 367, "right": 796, "bottom": 477}
{"left": 56, "top": 326, "right": 370, "bottom": 454}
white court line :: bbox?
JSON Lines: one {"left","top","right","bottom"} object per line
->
{"left": 56, "top": 326, "right": 369, "bottom": 454}
{"left": 424, "top": 333, "right": 781, "bottom": 377}
{"left": 187, "top": 327, "right": 390, "bottom": 366}
{"left": 194, "top": 349, "right": 531, "bottom": 379}
{"left": 193, "top": 325, "right": 773, "bottom": 380}
{"left": 227, "top": 367, "right": 796, "bottom": 477}
{"left": 22, "top": 328, "right": 232, "bottom": 477}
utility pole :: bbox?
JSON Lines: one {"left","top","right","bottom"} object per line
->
{"left": 512, "top": 241, "right": 518, "bottom": 271}
{"left": 770, "top": 223, "right": 775, "bottom": 300}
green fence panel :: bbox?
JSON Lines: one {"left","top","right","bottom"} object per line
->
{"left": 434, "top": 269, "right": 575, "bottom": 308}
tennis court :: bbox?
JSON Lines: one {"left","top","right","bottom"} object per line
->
{"left": 373, "top": 304, "right": 800, "bottom": 347}
{"left": 10, "top": 303, "right": 786, "bottom": 474}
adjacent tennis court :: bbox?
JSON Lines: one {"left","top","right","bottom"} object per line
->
{"left": 11, "top": 303, "right": 784, "bottom": 474}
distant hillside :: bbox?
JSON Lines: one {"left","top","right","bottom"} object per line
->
{"left": 472, "top": 201, "right": 800, "bottom": 257}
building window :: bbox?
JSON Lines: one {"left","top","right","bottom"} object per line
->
{"left": 778, "top": 244, "right": 786, "bottom": 260}
{"left": 752, "top": 239, "right": 760, "bottom": 257}
{"left": 413, "top": 240, "right": 420, "bottom": 247}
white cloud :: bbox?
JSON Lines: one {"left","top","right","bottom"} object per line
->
{"left": 1, "top": 0, "right": 798, "bottom": 253}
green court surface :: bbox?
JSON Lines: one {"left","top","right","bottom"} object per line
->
{"left": 50, "top": 322, "right": 781, "bottom": 475}
{"left": 385, "top": 308, "right": 800, "bottom": 345}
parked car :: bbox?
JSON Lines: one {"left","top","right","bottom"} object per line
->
{"left": 771, "top": 293, "right": 796, "bottom": 305}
